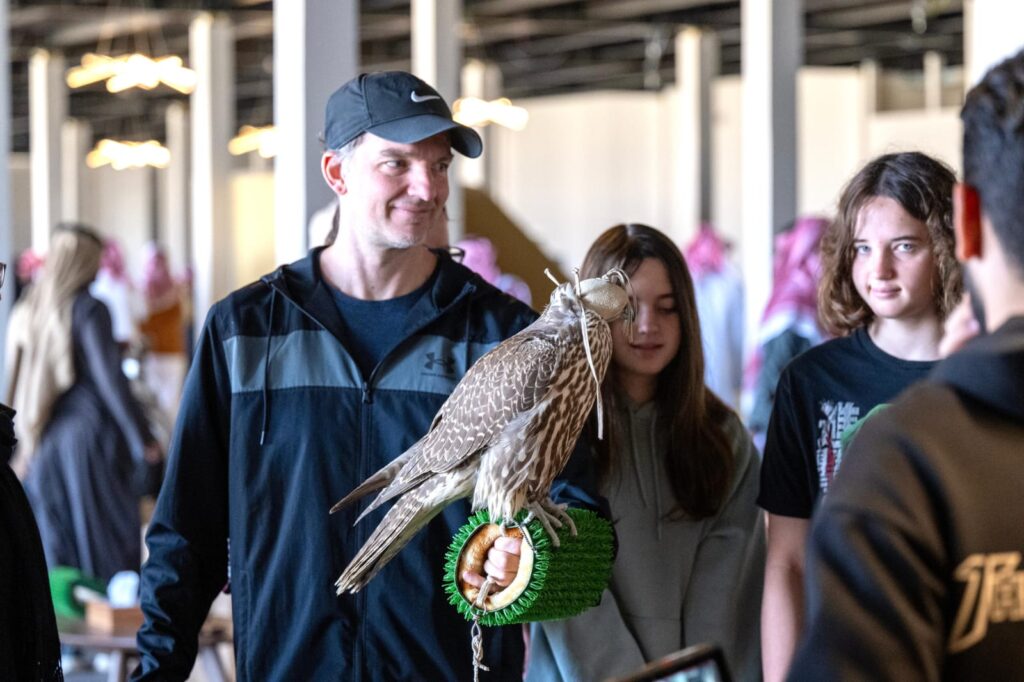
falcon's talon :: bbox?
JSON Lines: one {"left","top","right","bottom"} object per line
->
{"left": 542, "top": 498, "right": 577, "bottom": 537}
{"left": 525, "top": 500, "right": 568, "bottom": 548}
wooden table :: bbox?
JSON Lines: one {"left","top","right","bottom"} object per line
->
{"left": 58, "top": 617, "right": 231, "bottom": 682}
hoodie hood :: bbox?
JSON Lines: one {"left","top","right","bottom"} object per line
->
{"left": 931, "top": 315, "right": 1024, "bottom": 423}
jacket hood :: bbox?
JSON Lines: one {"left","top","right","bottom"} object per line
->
{"left": 931, "top": 315, "right": 1024, "bottom": 423}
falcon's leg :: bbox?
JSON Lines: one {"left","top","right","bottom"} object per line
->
{"left": 524, "top": 499, "right": 577, "bottom": 548}
{"left": 541, "top": 498, "right": 577, "bottom": 537}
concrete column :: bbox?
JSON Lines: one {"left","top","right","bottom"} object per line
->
{"left": 924, "top": 51, "right": 944, "bottom": 111}
{"left": 859, "top": 59, "right": 879, "bottom": 160}
{"left": 0, "top": 0, "right": 11, "bottom": 379}
{"left": 964, "top": 0, "right": 1024, "bottom": 87}
{"left": 459, "top": 59, "right": 502, "bottom": 192}
{"left": 29, "top": 48, "right": 66, "bottom": 251}
{"left": 412, "top": 0, "right": 463, "bottom": 243}
{"left": 274, "top": 0, "right": 356, "bottom": 266}
{"left": 60, "top": 119, "right": 91, "bottom": 223}
{"left": 740, "top": 0, "right": 801, "bottom": 349}
{"left": 190, "top": 13, "right": 234, "bottom": 322}
{"left": 673, "top": 26, "right": 718, "bottom": 246}
{"left": 162, "top": 101, "right": 189, "bottom": 274}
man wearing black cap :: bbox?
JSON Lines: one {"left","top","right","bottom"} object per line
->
{"left": 133, "top": 72, "right": 602, "bottom": 680}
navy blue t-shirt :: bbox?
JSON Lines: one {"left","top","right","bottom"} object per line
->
{"left": 329, "top": 271, "right": 437, "bottom": 378}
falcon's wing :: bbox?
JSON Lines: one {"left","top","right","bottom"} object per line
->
{"left": 371, "top": 330, "right": 561, "bottom": 505}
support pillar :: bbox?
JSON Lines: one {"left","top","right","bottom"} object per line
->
{"left": 273, "top": 0, "right": 357, "bottom": 265}
{"left": 190, "top": 13, "right": 234, "bottom": 321}
{"left": 964, "top": 0, "right": 1024, "bottom": 87}
{"left": 162, "top": 101, "right": 189, "bottom": 274}
{"left": 673, "top": 26, "right": 718, "bottom": 245}
{"left": 60, "top": 119, "right": 91, "bottom": 223}
{"left": 412, "top": 0, "right": 463, "bottom": 243}
{"left": 924, "top": 50, "right": 944, "bottom": 111}
{"left": 459, "top": 59, "right": 502, "bottom": 192}
{"left": 740, "top": 0, "right": 801, "bottom": 347}
{"left": 0, "top": 0, "right": 12, "bottom": 378}
{"left": 29, "top": 48, "right": 65, "bottom": 252}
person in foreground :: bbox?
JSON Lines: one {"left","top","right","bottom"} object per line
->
{"left": 789, "top": 49, "right": 1024, "bottom": 680}
{"left": 758, "top": 151, "right": 962, "bottom": 681}
{"left": 132, "top": 71, "right": 601, "bottom": 681}
{"left": 0, "top": 259, "right": 63, "bottom": 682}
{"left": 526, "top": 224, "right": 764, "bottom": 682}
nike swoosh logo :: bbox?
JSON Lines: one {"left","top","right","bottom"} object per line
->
{"left": 411, "top": 91, "right": 441, "bottom": 103}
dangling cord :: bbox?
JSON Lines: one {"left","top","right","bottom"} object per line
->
{"left": 545, "top": 267, "right": 605, "bottom": 439}
{"left": 572, "top": 268, "right": 604, "bottom": 441}
{"left": 471, "top": 615, "right": 490, "bottom": 682}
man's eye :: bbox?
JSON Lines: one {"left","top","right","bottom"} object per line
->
{"left": 383, "top": 160, "right": 405, "bottom": 169}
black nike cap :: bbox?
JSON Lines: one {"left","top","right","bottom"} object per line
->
{"left": 323, "top": 71, "right": 483, "bottom": 158}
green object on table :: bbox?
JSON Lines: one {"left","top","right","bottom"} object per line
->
{"left": 444, "top": 508, "right": 614, "bottom": 627}
{"left": 49, "top": 566, "right": 106, "bottom": 619}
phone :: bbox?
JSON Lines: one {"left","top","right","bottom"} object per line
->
{"left": 605, "top": 643, "right": 732, "bottom": 682}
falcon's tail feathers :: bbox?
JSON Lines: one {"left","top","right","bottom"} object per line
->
{"left": 334, "top": 494, "right": 445, "bottom": 594}
{"left": 329, "top": 448, "right": 415, "bottom": 515}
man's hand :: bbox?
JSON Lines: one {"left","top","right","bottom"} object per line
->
{"left": 462, "top": 536, "right": 522, "bottom": 588}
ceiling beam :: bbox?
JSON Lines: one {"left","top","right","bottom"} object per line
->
{"left": 504, "top": 58, "right": 640, "bottom": 91}
{"left": 467, "top": 0, "right": 580, "bottom": 17}
{"left": 587, "top": 0, "right": 734, "bottom": 21}
{"left": 807, "top": 0, "right": 962, "bottom": 30}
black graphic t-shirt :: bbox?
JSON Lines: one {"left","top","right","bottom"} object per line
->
{"left": 758, "top": 326, "right": 936, "bottom": 518}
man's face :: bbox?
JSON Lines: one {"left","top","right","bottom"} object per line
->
{"left": 339, "top": 131, "right": 453, "bottom": 250}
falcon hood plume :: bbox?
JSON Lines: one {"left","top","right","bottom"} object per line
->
{"left": 331, "top": 269, "right": 631, "bottom": 594}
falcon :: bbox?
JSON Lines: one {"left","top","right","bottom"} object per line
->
{"left": 331, "top": 269, "right": 630, "bottom": 594}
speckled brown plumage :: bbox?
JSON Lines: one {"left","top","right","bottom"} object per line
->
{"left": 331, "top": 274, "right": 627, "bottom": 594}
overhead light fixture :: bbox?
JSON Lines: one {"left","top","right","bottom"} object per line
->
{"left": 86, "top": 139, "right": 171, "bottom": 170}
{"left": 453, "top": 97, "right": 529, "bottom": 131}
{"left": 66, "top": 52, "right": 197, "bottom": 94}
{"left": 228, "top": 125, "right": 277, "bottom": 158}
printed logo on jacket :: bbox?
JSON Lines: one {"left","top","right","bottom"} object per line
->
{"left": 949, "top": 552, "right": 1024, "bottom": 653}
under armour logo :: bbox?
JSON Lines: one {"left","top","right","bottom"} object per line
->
{"left": 411, "top": 91, "right": 441, "bottom": 103}
{"left": 424, "top": 352, "right": 456, "bottom": 373}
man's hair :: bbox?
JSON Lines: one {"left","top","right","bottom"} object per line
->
{"left": 331, "top": 132, "right": 364, "bottom": 163}
{"left": 962, "top": 49, "right": 1024, "bottom": 274}
{"left": 818, "top": 151, "right": 962, "bottom": 336}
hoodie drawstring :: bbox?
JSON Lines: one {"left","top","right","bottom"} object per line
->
{"left": 259, "top": 287, "right": 277, "bottom": 446}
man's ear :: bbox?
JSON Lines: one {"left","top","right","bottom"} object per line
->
{"left": 953, "top": 182, "right": 982, "bottom": 260}
{"left": 322, "top": 152, "right": 346, "bottom": 195}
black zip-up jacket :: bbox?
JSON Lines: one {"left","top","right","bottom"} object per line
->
{"left": 133, "top": 249, "right": 604, "bottom": 681}
{"left": 790, "top": 316, "right": 1024, "bottom": 680}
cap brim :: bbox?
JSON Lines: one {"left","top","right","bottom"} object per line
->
{"left": 368, "top": 114, "right": 483, "bottom": 159}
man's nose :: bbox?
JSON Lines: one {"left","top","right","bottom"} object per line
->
{"left": 407, "top": 164, "right": 441, "bottom": 202}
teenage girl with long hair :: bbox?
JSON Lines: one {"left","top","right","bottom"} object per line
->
{"left": 526, "top": 223, "right": 764, "bottom": 682}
